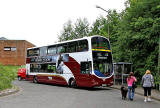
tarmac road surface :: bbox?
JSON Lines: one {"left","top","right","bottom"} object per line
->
{"left": 0, "top": 80, "right": 160, "bottom": 108}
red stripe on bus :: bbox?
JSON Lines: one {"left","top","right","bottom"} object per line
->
{"left": 64, "top": 56, "right": 80, "bottom": 76}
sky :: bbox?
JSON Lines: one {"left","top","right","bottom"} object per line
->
{"left": 0, "top": 0, "right": 126, "bottom": 47}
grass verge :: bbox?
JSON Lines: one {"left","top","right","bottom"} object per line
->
{"left": 0, "top": 64, "right": 20, "bottom": 91}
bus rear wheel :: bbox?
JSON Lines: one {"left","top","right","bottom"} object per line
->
{"left": 18, "top": 76, "right": 22, "bottom": 81}
{"left": 69, "top": 78, "right": 76, "bottom": 88}
{"left": 33, "top": 76, "right": 38, "bottom": 83}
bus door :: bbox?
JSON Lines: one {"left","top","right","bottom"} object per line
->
{"left": 77, "top": 61, "right": 92, "bottom": 87}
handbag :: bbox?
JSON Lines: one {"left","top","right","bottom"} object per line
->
{"left": 150, "top": 75, "right": 155, "bottom": 88}
{"left": 132, "top": 82, "right": 137, "bottom": 88}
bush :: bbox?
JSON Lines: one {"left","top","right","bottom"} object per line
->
{"left": 0, "top": 64, "right": 20, "bottom": 91}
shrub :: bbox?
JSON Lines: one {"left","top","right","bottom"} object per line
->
{"left": 0, "top": 64, "right": 20, "bottom": 91}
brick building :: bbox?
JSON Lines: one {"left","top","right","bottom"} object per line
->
{"left": 0, "top": 37, "right": 35, "bottom": 65}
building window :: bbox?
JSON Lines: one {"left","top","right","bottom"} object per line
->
{"left": 4, "top": 47, "right": 11, "bottom": 51}
{"left": 4, "top": 47, "right": 17, "bottom": 51}
{"left": 11, "top": 47, "right": 16, "bottom": 51}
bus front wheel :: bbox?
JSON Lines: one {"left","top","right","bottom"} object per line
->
{"left": 69, "top": 78, "right": 76, "bottom": 87}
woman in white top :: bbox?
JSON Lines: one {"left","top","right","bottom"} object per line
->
{"left": 141, "top": 70, "right": 154, "bottom": 102}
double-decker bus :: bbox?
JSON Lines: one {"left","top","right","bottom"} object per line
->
{"left": 26, "top": 35, "right": 113, "bottom": 87}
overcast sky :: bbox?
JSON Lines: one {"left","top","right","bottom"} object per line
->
{"left": 0, "top": 0, "right": 126, "bottom": 47}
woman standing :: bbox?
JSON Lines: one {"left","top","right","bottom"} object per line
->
{"left": 141, "top": 70, "right": 154, "bottom": 102}
{"left": 127, "top": 72, "right": 137, "bottom": 101}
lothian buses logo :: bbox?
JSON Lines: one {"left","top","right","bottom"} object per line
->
{"left": 30, "top": 56, "right": 52, "bottom": 63}
{"left": 30, "top": 54, "right": 69, "bottom": 63}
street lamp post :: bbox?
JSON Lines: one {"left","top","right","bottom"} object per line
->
{"left": 158, "top": 35, "right": 160, "bottom": 75}
{"left": 96, "top": 5, "right": 110, "bottom": 40}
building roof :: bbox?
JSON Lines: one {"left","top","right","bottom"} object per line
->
{"left": 0, "top": 37, "right": 36, "bottom": 47}
{"left": 0, "top": 37, "right": 8, "bottom": 40}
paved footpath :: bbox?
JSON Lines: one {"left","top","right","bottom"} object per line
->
{"left": 111, "top": 85, "right": 160, "bottom": 101}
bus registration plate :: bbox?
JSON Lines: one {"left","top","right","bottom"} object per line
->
{"left": 48, "top": 77, "right": 52, "bottom": 80}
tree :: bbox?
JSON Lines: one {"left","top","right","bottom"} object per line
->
{"left": 116, "top": 0, "right": 160, "bottom": 81}
{"left": 89, "top": 16, "right": 107, "bottom": 36}
{"left": 58, "top": 18, "right": 90, "bottom": 41}
{"left": 73, "top": 18, "right": 90, "bottom": 39}
{"left": 58, "top": 20, "right": 74, "bottom": 42}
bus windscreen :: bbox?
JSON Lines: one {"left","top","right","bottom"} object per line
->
{"left": 91, "top": 37, "right": 110, "bottom": 51}
{"left": 92, "top": 37, "right": 113, "bottom": 77}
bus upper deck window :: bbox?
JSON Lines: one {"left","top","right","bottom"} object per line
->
{"left": 68, "top": 41, "right": 78, "bottom": 53}
{"left": 48, "top": 46, "right": 57, "bottom": 55}
{"left": 28, "top": 48, "right": 40, "bottom": 57}
{"left": 57, "top": 44, "right": 67, "bottom": 54}
{"left": 78, "top": 40, "right": 88, "bottom": 52}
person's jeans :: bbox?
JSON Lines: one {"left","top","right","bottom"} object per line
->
{"left": 128, "top": 86, "right": 135, "bottom": 100}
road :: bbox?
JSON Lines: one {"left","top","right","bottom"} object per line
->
{"left": 0, "top": 80, "right": 160, "bottom": 108}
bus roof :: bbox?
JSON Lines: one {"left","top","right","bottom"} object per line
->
{"left": 27, "top": 35, "right": 108, "bottom": 50}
